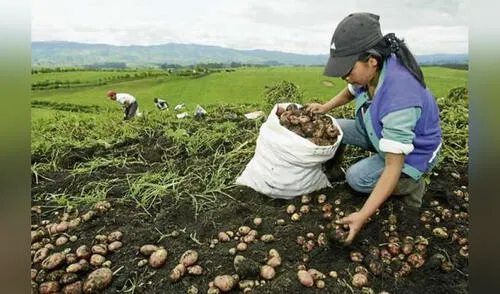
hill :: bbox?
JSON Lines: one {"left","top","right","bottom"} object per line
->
{"left": 31, "top": 41, "right": 468, "bottom": 67}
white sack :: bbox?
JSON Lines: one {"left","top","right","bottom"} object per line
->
{"left": 236, "top": 103, "right": 343, "bottom": 199}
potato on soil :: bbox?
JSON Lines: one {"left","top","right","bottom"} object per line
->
{"left": 260, "top": 234, "right": 275, "bottom": 243}
{"left": 39, "top": 281, "right": 60, "bottom": 294}
{"left": 61, "top": 280, "right": 82, "bottom": 294}
{"left": 41, "top": 252, "right": 66, "bottom": 270}
{"left": 33, "top": 248, "right": 50, "bottom": 264}
{"left": 107, "top": 231, "right": 123, "bottom": 242}
{"left": 82, "top": 267, "right": 113, "bottom": 293}
{"left": 260, "top": 265, "right": 276, "bottom": 280}
{"left": 139, "top": 244, "right": 159, "bottom": 256}
{"left": 76, "top": 245, "right": 92, "bottom": 259}
{"left": 307, "top": 268, "right": 326, "bottom": 280}
{"left": 179, "top": 250, "right": 198, "bottom": 267}
{"left": 213, "top": 275, "right": 235, "bottom": 292}
{"left": 149, "top": 248, "right": 168, "bottom": 268}
{"left": 187, "top": 265, "right": 203, "bottom": 275}
{"left": 169, "top": 263, "right": 186, "bottom": 281}
{"left": 297, "top": 270, "right": 314, "bottom": 287}
{"left": 352, "top": 273, "right": 368, "bottom": 288}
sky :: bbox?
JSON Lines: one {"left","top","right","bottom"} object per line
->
{"left": 31, "top": 0, "right": 469, "bottom": 55}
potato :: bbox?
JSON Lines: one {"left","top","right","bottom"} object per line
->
{"left": 297, "top": 270, "right": 314, "bottom": 287}
{"left": 300, "top": 205, "right": 310, "bottom": 214}
{"left": 46, "top": 269, "right": 65, "bottom": 282}
{"left": 94, "top": 234, "right": 108, "bottom": 242}
{"left": 238, "top": 226, "right": 251, "bottom": 236}
{"left": 329, "top": 271, "right": 338, "bottom": 279}
{"left": 59, "top": 273, "right": 79, "bottom": 285}
{"left": 90, "top": 254, "right": 105, "bottom": 267}
{"left": 179, "top": 250, "right": 198, "bottom": 267}
{"left": 149, "top": 248, "right": 168, "bottom": 268}
{"left": 407, "top": 253, "right": 425, "bottom": 268}
{"left": 387, "top": 243, "right": 400, "bottom": 256}
{"left": 42, "top": 252, "right": 66, "bottom": 270}
{"left": 218, "top": 232, "right": 230, "bottom": 242}
{"left": 31, "top": 229, "right": 45, "bottom": 244}
{"left": 91, "top": 244, "right": 107, "bottom": 255}
{"left": 82, "top": 268, "right": 113, "bottom": 293}
{"left": 267, "top": 256, "right": 281, "bottom": 268}
{"left": 432, "top": 227, "right": 449, "bottom": 239}
{"left": 39, "top": 281, "right": 60, "bottom": 294}
{"left": 66, "top": 263, "right": 83, "bottom": 273}
{"left": 260, "top": 265, "right": 275, "bottom": 280}
{"left": 355, "top": 265, "right": 369, "bottom": 276}
{"left": 33, "top": 248, "right": 50, "bottom": 264}
{"left": 352, "top": 273, "right": 368, "bottom": 288}
{"left": 107, "top": 241, "right": 123, "bottom": 252}
{"left": 307, "top": 268, "right": 325, "bottom": 280}
{"left": 238, "top": 280, "right": 255, "bottom": 290}
{"left": 260, "top": 234, "right": 275, "bottom": 243}
{"left": 214, "top": 275, "right": 235, "bottom": 292}
{"left": 207, "top": 287, "right": 221, "bottom": 294}
{"left": 76, "top": 245, "right": 91, "bottom": 259}
{"left": 316, "top": 280, "right": 326, "bottom": 288}
{"left": 56, "top": 222, "right": 69, "bottom": 233}
{"left": 240, "top": 234, "right": 253, "bottom": 244}
{"left": 62, "top": 281, "right": 82, "bottom": 294}
{"left": 67, "top": 218, "right": 81, "bottom": 230}
{"left": 368, "top": 259, "right": 383, "bottom": 276}
{"left": 65, "top": 253, "right": 77, "bottom": 264}
{"left": 236, "top": 243, "right": 247, "bottom": 252}
{"left": 55, "top": 236, "right": 69, "bottom": 246}
{"left": 137, "top": 259, "right": 148, "bottom": 267}
{"left": 31, "top": 268, "right": 38, "bottom": 281}
{"left": 253, "top": 218, "right": 262, "bottom": 226}
{"left": 286, "top": 204, "right": 296, "bottom": 214}
{"left": 169, "top": 263, "right": 186, "bottom": 281}
{"left": 140, "top": 244, "right": 159, "bottom": 256}
{"left": 107, "top": 231, "right": 123, "bottom": 242}
{"left": 349, "top": 252, "right": 363, "bottom": 263}
{"left": 187, "top": 265, "right": 203, "bottom": 275}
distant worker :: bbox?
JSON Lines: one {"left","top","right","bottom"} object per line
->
{"left": 107, "top": 90, "right": 141, "bottom": 120}
{"left": 154, "top": 98, "right": 168, "bottom": 110}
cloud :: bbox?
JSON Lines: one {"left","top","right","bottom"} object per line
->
{"left": 31, "top": 0, "right": 468, "bottom": 54}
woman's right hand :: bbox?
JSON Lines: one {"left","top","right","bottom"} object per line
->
{"left": 306, "top": 103, "right": 328, "bottom": 114}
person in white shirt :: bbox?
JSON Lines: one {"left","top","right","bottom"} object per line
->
{"left": 107, "top": 90, "right": 140, "bottom": 120}
{"left": 154, "top": 98, "right": 168, "bottom": 110}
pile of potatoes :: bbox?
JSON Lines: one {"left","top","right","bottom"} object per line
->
{"left": 277, "top": 104, "right": 340, "bottom": 146}
{"left": 31, "top": 230, "right": 122, "bottom": 294}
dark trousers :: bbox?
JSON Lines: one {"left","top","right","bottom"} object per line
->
{"left": 124, "top": 102, "right": 138, "bottom": 120}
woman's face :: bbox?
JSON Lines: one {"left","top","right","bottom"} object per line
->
{"left": 342, "top": 56, "right": 379, "bottom": 87}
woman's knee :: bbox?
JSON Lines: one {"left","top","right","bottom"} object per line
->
{"left": 345, "top": 165, "right": 377, "bottom": 193}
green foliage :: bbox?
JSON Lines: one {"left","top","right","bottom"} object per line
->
{"left": 264, "top": 80, "right": 304, "bottom": 109}
{"left": 436, "top": 86, "right": 469, "bottom": 164}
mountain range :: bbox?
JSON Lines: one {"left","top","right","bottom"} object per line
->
{"left": 32, "top": 41, "right": 468, "bottom": 68}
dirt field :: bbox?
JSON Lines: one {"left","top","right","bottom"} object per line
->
{"left": 31, "top": 115, "right": 469, "bottom": 294}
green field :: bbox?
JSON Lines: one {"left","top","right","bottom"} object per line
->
{"left": 31, "top": 66, "right": 467, "bottom": 121}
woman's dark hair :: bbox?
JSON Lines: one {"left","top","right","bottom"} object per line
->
{"left": 358, "top": 33, "right": 426, "bottom": 88}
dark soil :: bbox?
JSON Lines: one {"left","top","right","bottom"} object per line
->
{"left": 31, "top": 128, "right": 469, "bottom": 294}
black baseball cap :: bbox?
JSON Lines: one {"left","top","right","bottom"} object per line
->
{"left": 324, "top": 12, "right": 384, "bottom": 77}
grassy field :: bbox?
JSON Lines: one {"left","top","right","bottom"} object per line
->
{"left": 31, "top": 66, "right": 467, "bottom": 121}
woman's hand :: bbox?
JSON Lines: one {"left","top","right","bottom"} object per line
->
{"left": 305, "top": 103, "right": 328, "bottom": 114}
{"left": 337, "top": 211, "right": 369, "bottom": 245}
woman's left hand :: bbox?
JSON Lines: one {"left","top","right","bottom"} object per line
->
{"left": 337, "top": 211, "right": 369, "bottom": 245}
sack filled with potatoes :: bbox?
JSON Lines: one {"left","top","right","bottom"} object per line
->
{"left": 276, "top": 103, "right": 340, "bottom": 146}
